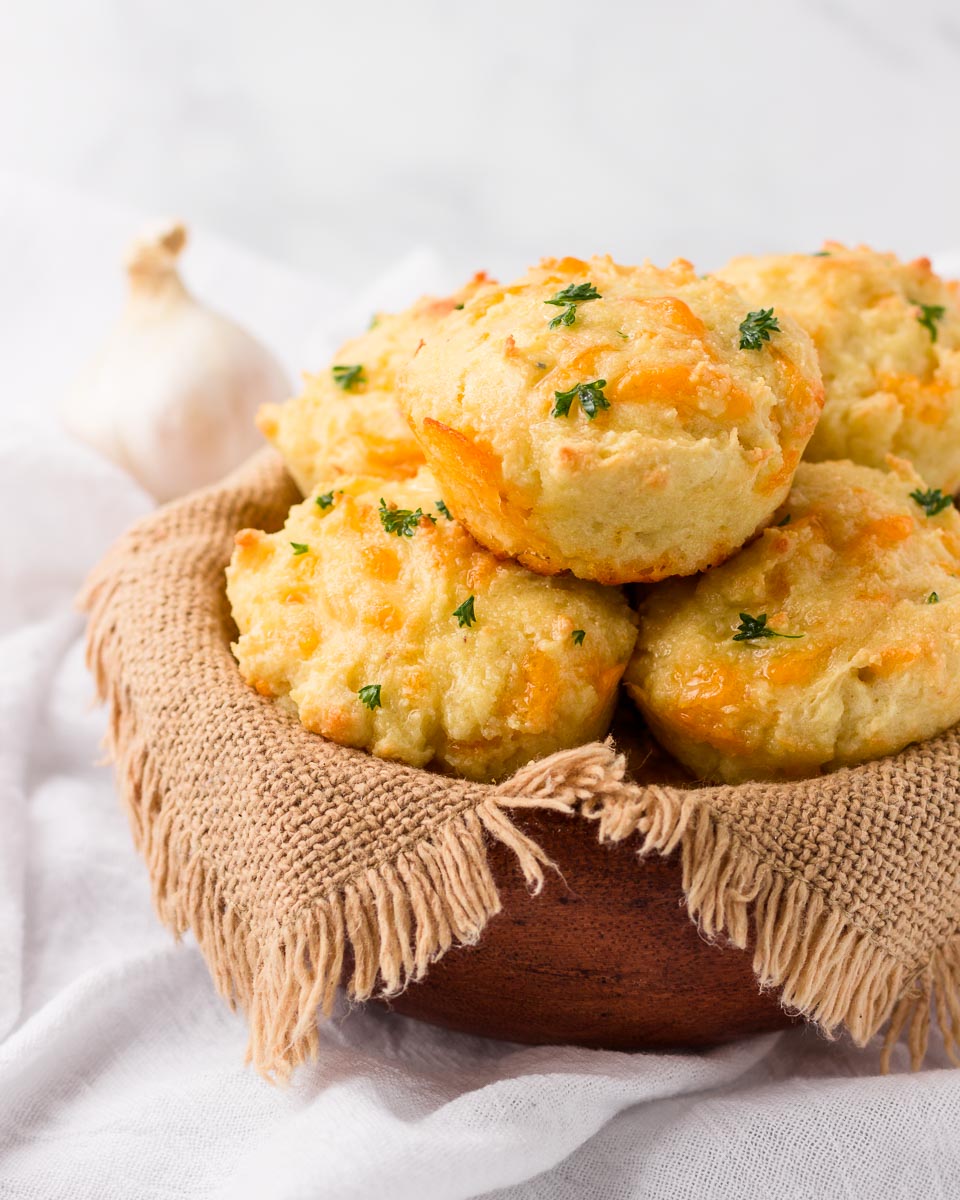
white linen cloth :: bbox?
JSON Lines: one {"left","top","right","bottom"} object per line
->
{"left": 2, "top": 172, "right": 960, "bottom": 1200}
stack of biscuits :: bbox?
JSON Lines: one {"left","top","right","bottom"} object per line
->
{"left": 227, "top": 245, "right": 960, "bottom": 785}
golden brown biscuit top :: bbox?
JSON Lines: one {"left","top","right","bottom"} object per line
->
{"left": 256, "top": 273, "right": 493, "bottom": 491}
{"left": 403, "top": 253, "right": 822, "bottom": 482}
{"left": 721, "top": 242, "right": 960, "bottom": 374}
{"left": 724, "top": 241, "right": 955, "bottom": 376}
{"left": 643, "top": 457, "right": 960, "bottom": 660}
{"left": 719, "top": 244, "right": 960, "bottom": 464}
{"left": 630, "top": 458, "right": 960, "bottom": 770}
{"left": 226, "top": 468, "right": 638, "bottom": 781}
{"left": 396, "top": 254, "right": 824, "bottom": 585}
{"left": 332, "top": 271, "right": 494, "bottom": 397}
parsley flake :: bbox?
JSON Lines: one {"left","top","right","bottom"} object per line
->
{"left": 549, "top": 305, "right": 578, "bottom": 330}
{"left": 616, "top": 329, "right": 628, "bottom": 340}
{"left": 358, "top": 683, "right": 382, "bottom": 709}
{"left": 738, "top": 308, "right": 781, "bottom": 351}
{"left": 552, "top": 378, "right": 609, "bottom": 419}
{"left": 545, "top": 282, "right": 602, "bottom": 306}
{"left": 453, "top": 595, "right": 477, "bottom": 628}
{"left": 332, "top": 363, "right": 366, "bottom": 390}
{"left": 572, "top": 629, "right": 586, "bottom": 646}
{"left": 436, "top": 499, "right": 453, "bottom": 520}
{"left": 454, "top": 303, "right": 464, "bottom": 310}
{"left": 928, "top": 592, "right": 940, "bottom": 604}
{"left": 910, "top": 488, "right": 953, "bottom": 516}
{"left": 379, "top": 499, "right": 436, "bottom": 537}
{"left": 368, "top": 315, "right": 379, "bottom": 330}
{"left": 316, "top": 491, "right": 335, "bottom": 510}
{"left": 915, "top": 302, "right": 946, "bottom": 343}
{"left": 545, "top": 282, "right": 601, "bottom": 329}
{"left": 777, "top": 513, "right": 791, "bottom": 527}
{"left": 811, "top": 250, "right": 832, "bottom": 257}
{"left": 732, "top": 612, "right": 803, "bottom": 642}
{"left": 290, "top": 542, "right": 309, "bottom": 556}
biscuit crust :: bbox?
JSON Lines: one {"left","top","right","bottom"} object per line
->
{"left": 626, "top": 458, "right": 960, "bottom": 783}
{"left": 719, "top": 244, "right": 960, "bottom": 492}
{"left": 258, "top": 275, "right": 491, "bottom": 494}
{"left": 226, "top": 468, "right": 638, "bottom": 783}
{"left": 399, "top": 256, "right": 823, "bottom": 584}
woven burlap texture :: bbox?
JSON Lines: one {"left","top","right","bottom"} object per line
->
{"left": 81, "top": 449, "right": 960, "bottom": 1079}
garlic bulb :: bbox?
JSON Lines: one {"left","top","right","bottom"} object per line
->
{"left": 64, "top": 221, "right": 291, "bottom": 502}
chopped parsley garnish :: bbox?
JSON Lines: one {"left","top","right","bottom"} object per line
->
{"left": 572, "top": 629, "right": 586, "bottom": 646}
{"left": 545, "top": 281, "right": 601, "bottom": 329}
{"left": 546, "top": 282, "right": 602, "bottom": 306}
{"left": 332, "top": 363, "right": 366, "bottom": 390}
{"left": 454, "top": 303, "right": 465, "bottom": 310}
{"left": 552, "top": 378, "right": 609, "bottom": 419}
{"left": 549, "top": 305, "right": 578, "bottom": 329}
{"left": 316, "top": 491, "right": 336, "bottom": 510}
{"left": 738, "top": 308, "right": 781, "bottom": 351}
{"left": 290, "top": 542, "right": 309, "bottom": 555}
{"left": 777, "top": 513, "right": 792, "bottom": 526}
{"left": 368, "top": 315, "right": 379, "bottom": 330}
{"left": 436, "top": 499, "right": 453, "bottom": 520}
{"left": 732, "top": 612, "right": 803, "bottom": 642}
{"left": 453, "top": 595, "right": 477, "bottom": 628}
{"left": 910, "top": 487, "right": 953, "bottom": 516}
{"left": 378, "top": 498, "right": 436, "bottom": 537}
{"left": 358, "top": 683, "right": 382, "bottom": 709}
{"left": 535, "top": 361, "right": 548, "bottom": 370}
{"left": 915, "top": 302, "right": 946, "bottom": 343}
{"left": 616, "top": 329, "right": 628, "bottom": 340}
{"left": 811, "top": 250, "right": 831, "bottom": 257}
{"left": 928, "top": 592, "right": 940, "bottom": 604}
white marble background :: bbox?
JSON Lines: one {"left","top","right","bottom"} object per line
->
{"left": 1, "top": 0, "right": 959, "bottom": 291}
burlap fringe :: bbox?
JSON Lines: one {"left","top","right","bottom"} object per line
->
{"left": 84, "top": 570, "right": 637, "bottom": 1079}
{"left": 583, "top": 787, "right": 960, "bottom": 1070}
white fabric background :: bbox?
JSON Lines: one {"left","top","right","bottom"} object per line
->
{"left": 2, "top": 173, "right": 960, "bottom": 1199}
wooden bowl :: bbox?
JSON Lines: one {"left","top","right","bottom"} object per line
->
{"left": 382, "top": 715, "right": 792, "bottom": 1047}
{"left": 381, "top": 806, "right": 796, "bottom": 1051}
{"left": 382, "top": 809, "right": 793, "bottom": 1049}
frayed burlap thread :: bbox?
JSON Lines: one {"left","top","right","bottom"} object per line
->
{"left": 582, "top": 759, "right": 960, "bottom": 1070}
{"left": 81, "top": 450, "right": 960, "bottom": 1078}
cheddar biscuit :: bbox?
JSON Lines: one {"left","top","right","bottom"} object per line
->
{"left": 719, "top": 244, "right": 960, "bottom": 492}
{"left": 227, "top": 468, "right": 637, "bottom": 783}
{"left": 398, "top": 255, "right": 823, "bottom": 585}
{"left": 625, "top": 458, "right": 960, "bottom": 784}
{"left": 258, "top": 275, "right": 491, "bottom": 493}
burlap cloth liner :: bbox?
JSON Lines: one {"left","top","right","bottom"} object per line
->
{"left": 80, "top": 448, "right": 960, "bottom": 1079}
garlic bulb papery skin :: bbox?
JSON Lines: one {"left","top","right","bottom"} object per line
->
{"left": 64, "top": 222, "right": 291, "bottom": 503}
